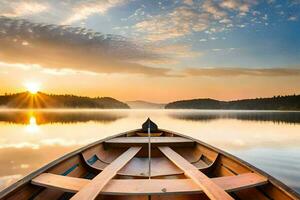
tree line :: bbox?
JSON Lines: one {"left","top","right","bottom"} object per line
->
{"left": 165, "top": 94, "right": 300, "bottom": 110}
{"left": 0, "top": 92, "right": 130, "bottom": 109}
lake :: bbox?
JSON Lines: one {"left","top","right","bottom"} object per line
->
{"left": 0, "top": 109, "right": 299, "bottom": 194}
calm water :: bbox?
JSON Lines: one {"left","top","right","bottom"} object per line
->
{"left": 0, "top": 109, "right": 300, "bottom": 193}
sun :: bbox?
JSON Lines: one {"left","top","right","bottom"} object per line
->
{"left": 24, "top": 82, "right": 40, "bottom": 94}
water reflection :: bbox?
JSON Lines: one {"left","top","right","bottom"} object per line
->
{"left": 0, "top": 109, "right": 128, "bottom": 125}
{"left": 25, "top": 116, "right": 39, "bottom": 133}
{"left": 0, "top": 110, "right": 300, "bottom": 125}
{"left": 0, "top": 109, "right": 299, "bottom": 194}
{"left": 168, "top": 110, "right": 300, "bottom": 124}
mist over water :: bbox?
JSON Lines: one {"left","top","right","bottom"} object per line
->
{"left": 0, "top": 109, "right": 299, "bottom": 193}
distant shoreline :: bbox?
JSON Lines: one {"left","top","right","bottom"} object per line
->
{"left": 0, "top": 108, "right": 300, "bottom": 112}
{"left": 165, "top": 94, "right": 300, "bottom": 111}
{"left": 0, "top": 92, "right": 299, "bottom": 110}
{"left": 0, "top": 92, "right": 130, "bottom": 109}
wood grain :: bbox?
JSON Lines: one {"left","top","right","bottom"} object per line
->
{"left": 105, "top": 137, "right": 194, "bottom": 147}
{"left": 158, "top": 146, "right": 234, "bottom": 200}
{"left": 31, "top": 173, "right": 267, "bottom": 195}
{"left": 70, "top": 147, "right": 141, "bottom": 200}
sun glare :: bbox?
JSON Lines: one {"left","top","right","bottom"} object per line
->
{"left": 24, "top": 82, "right": 40, "bottom": 94}
{"left": 26, "top": 116, "right": 39, "bottom": 133}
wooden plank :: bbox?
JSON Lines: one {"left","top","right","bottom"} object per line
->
{"left": 83, "top": 155, "right": 211, "bottom": 177}
{"left": 32, "top": 173, "right": 90, "bottom": 193}
{"left": 136, "top": 132, "right": 163, "bottom": 137}
{"left": 71, "top": 147, "right": 141, "bottom": 200}
{"left": 158, "top": 146, "right": 234, "bottom": 200}
{"left": 118, "top": 157, "right": 183, "bottom": 177}
{"left": 31, "top": 173, "right": 267, "bottom": 195}
{"left": 103, "top": 173, "right": 267, "bottom": 195}
{"left": 218, "top": 155, "right": 250, "bottom": 174}
{"left": 234, "top": 188, "right": 270, "bottom": 200}
{"left": 172, "top": 147, "right": 203, "bottom": 163}
{"left": 105, "top": 137, "right": 194, "bottom": 147}
{"left": 192, "top": 160, "right": 209, "bottom": 169}
{"left": 259, "top": 183, "right": 296, "bottom": 200}
{"left": 84, "top": 156, "right": 183, "bottom": 177}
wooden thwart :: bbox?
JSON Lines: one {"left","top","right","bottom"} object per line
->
{"left": 32, "top": 172, "right": 267, "bottom": 195}
{"left": 136, "top": 132, "right": 163, "bottom": 137}
{"left": 32, "top": 173, "right": 90, "bottom": 193}
{"left": 70, "top": 146, "right": 141, "bottom": 200}
{"left": 158, "top": 146, "right": 234, "bottom": 200}
{"left": 105, "top": 137, "right": 194, "bottom": 147}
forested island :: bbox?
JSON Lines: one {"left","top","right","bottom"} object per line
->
{"left": 0, "top": 92, "right": 129, "bottom": 109}
{"left": 165, "top": 95, "right": 300, "bottom": 110}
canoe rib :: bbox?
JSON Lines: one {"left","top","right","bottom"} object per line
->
{"left": 31, "top": 173, "right": 267, "bottom": 195}
{"left": 70, "top": 146, "right": 141, "bottom": 200}
{"left": 82, "top": 154, "right": 216, "bottom": 177}
{"left": 158, "top": 146, "right": 234, "bottom": 200}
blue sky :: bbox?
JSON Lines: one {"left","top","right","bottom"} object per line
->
{"left": 66, "top": 0, "right": 300, "bottom": 68}
{"left": 131, "top": 1, "right": 298, "bottom": 65}
{"left": 0, "top": 0, "right": 300, "bottom": 101}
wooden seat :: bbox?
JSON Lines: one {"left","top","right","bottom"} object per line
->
{"left": 136, "top": 132, "right": 163, "bottom": 137}
{"left": 159, "top": 146, "right": 234, "bottom": 200}
{"left": 104, "top": 137, "right": 194, "bottom": 147}
{"left": 32, "top": 173, "right": 268, "bottom": 195}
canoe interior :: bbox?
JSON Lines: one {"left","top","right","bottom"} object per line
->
{"left": 0, "top": 129, "right": 299, "bottom": 200}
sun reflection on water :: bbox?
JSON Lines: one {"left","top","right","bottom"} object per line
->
{"left": 25, "top": 115, "right": 39, "bottom": 133}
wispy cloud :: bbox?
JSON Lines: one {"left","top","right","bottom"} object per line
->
{"left": 0, "top": 17, "right": 171, "bottom": 77}
{"left": 202, "top": 0, "right": 227, "bottom": 19}
{"left": 0, "top": 0, "right": 129, "bottom": 25}
{"left": 149, "top": 44, "right": 202, "bottom": 59}
{"left": 288, "top": 15, "right": 298, "bottom": 21}
{"left": 183, "top": 0, "right": 194, "bottom": 6}
{"left": 184, "top": 67, "right": 300, "bottom": 77}
{"left": 133, "top": 0, "right": 259, "bottom": 42}
{"left": 61, "top": 0, "right": 129, "bottom": 25}
{"left": 0, "top": 1, "right": 48, "bottom": 17}
{"left": 134, "top": 6, "right": 210, "bottom": 41}
{"left": 219, "top": 0, "right": 255, "bottom": 13}
{"left": 289, "top": 0, "right": 300, "bottom": 6}
{"left": 1, "top": 16, "right": 298, "bottom": 78}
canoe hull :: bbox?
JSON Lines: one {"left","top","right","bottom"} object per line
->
{"left": 0, "top": 128, "right": 299, "bottom": 200}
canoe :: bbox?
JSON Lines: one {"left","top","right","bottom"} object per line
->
{"left": 0, "top": 119, "right": 299, "bottom": 200}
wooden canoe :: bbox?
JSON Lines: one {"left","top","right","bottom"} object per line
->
{"left": 0, "top": 122, "right": 299, "bottom": 200}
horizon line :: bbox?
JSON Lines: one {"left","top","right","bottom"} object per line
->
{"left": 1, "top": 90, "right": 299, "bottom": 104}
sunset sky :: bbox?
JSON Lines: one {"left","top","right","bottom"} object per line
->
{"left": 0, "top": 0, "right": 300, "bottom": 103}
